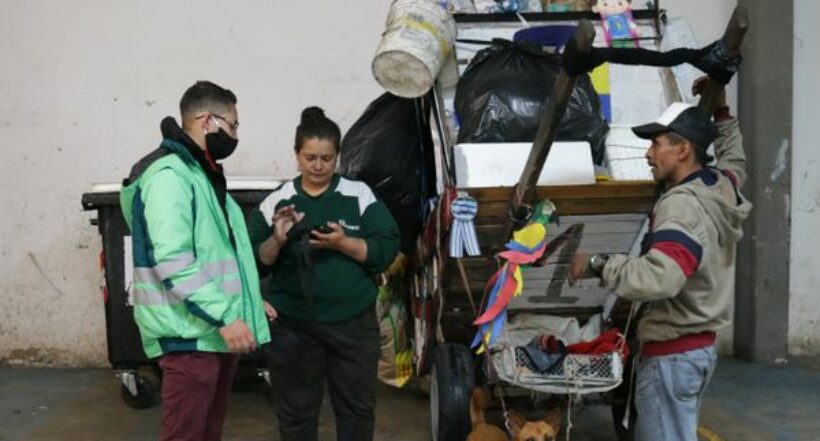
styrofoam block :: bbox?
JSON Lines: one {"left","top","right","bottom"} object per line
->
{"left": 454, "top": 141, "right": 596, "bottom": 188}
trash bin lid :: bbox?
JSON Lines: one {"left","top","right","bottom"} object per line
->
{"left": 82, "top": 176, "right": 286, "bottom": 209}
{"left": 87, "top": 176, "right": 284, "bottom": 194}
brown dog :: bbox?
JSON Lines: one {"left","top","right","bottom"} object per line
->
{"left": 467, "top": 388, "right": 562, "bottom": 441}
{"left": 507, "top": 407, "right": 562, "bottom": 441}
{"left": 467, "top": 388, "right": 507, "bottom": 441}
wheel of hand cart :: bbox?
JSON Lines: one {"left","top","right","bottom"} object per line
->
{"left": 120, "top": 374, "right": 156, "bottom": 409}
{"left": 430, "top": 343, "right": 474, "bottom": 441}
{"left": 611, "top": 337, "right": 639, "bottom": 441}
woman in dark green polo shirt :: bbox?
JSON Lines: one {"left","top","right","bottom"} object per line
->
{"left": 247, "top": 106, "right": 399, "bottom": 441}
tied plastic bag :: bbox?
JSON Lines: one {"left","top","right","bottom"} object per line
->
{"left": 454, "top": 39, "right": 609, "bottom": 164}
{"left": 375, "top": 255, "right": 413, "bottom": 388}
{"left": 340, "top": 93, "right": 436, "bottom": 254}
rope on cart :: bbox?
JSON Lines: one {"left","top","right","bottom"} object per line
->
{"left": 565, "top": 392, "right": 574, "bottom": 441}
{"left": 478, "top": 334, "right": 513, "bottom": 437}
{"left": 562, "top": 353, "right": 584, "bottom": 440}
{"left": 620, "top": 301, "right": 640, "bottom": 431}
{"left": 456, "top": 258, "right": 478, "bottom": 316}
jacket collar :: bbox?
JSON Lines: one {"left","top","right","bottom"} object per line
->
{"left": 678, "top": 167, "right": 717, "bottom": 187}
{"left": 158, "top": 116, "right": 221, "bottom": 173}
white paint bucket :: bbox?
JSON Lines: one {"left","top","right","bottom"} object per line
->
{"left": 372, "top": 0, "right": 457, "bottom": 98}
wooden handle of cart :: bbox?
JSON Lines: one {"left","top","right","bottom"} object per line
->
{"left": 503, "top": 20, "right": 596, "bottom": 241}
{"left": 696, "top": 6, "right": 749, "bottom": 115}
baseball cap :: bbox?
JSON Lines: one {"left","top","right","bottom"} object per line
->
{"left": 632, "top": 102, "right": 718, "bottom": 151}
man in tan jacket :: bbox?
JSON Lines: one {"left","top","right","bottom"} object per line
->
{"left": 570, "top": 82, "right": 751, "bottom": 441}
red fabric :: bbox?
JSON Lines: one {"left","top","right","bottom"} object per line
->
{"left": 566, "top": 329, "right": 628, "bottom": 358}
{"left": 441, "top": 187, "right": 457, "bottom": 230}
{"left": 498, "top": 241, "right": 548, "bottom": 264}
{"left": 642, "top": 331, "right": 716, "bottom": 358}
{"left": 652, "top": 241, "right": 699, "bottom": 277}
{"left": 159, "top": 352, "right": 239, "bottom": 441}
{"left": 722, "top": 169, "right": 739, "bottom": 187}
{"left": 713, "top": 105, "right": 732, "bottom": 122}
{"left": 419, "top": 187, "right": 458, "bottom": 260}
{"left": 534, "top": 334, "right": 563, "bottom": 352}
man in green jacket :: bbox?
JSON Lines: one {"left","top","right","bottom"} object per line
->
{"left": 120, "top": 81, "right": 270, "bottom": 441}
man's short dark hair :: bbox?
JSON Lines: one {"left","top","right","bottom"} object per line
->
{"left": 666, "top": 131, "right": 713, "bottom": 165}
{"left": 179, "top": 81, "right": 237, "bottom": 120}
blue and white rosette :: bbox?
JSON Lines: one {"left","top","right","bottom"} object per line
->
{"left": 449, "top": 196, "right": 481, "bottom": 258}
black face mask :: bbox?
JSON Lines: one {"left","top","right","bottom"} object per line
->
{"left": 205, "top": 126, "right": 238, "bottom": 161}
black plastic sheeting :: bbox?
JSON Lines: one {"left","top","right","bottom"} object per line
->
{"left": 455, "top": 39, "right": 609, "bottom": 164}
{"left": 339, "top": 93, "right": 436, "bottom": 254}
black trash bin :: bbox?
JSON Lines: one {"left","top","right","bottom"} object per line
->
{"left": 81, "top": 178, "right": 281, "bottom": 409}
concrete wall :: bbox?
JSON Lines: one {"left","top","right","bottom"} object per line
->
{"left": 0, "top": 0, "right": 390, "bottom": 366}
{"left": 1, "top": 0, "right": 812, "bottom": 366}
{"left": 789, "top": 0, "right": 820, "bottom": 355}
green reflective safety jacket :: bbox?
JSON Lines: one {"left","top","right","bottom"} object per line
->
{"left": 120, "top": 140, "right": 270, "bottom": 358}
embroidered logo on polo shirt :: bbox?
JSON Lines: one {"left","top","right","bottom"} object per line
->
{"left": 339, "top": 219, "right": 360, "bottom": 231}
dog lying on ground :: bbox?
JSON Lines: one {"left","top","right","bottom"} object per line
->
{"left": 467, "top": 388, "right": 562, "bottom": 441}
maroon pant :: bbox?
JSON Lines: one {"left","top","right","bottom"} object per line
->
{"left": 158, "top": 352, "right": 239, "bottom": 441}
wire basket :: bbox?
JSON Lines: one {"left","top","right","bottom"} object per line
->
{"left": 491, "top": 344, "right": 624, "bottom": 394}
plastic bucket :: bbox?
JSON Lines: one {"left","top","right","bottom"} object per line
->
{"left": 372, "top": 0, "right": 457, "bottom": 98}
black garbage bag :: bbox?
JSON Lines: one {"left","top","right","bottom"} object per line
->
{"left": 339, "top": 93, "right": 436, "bottom": 254}
{"left": 455, "top": 39, "right": 608, "bottom": 164}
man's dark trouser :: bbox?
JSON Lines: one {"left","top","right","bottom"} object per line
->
{"left": 158, "top": 352, "right": 240, "bottom": 441}
{"left": 266, "top": 307, "right": 380, "bottom": 441}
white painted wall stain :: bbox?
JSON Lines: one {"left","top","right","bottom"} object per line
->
{"left": 770, "top": 139, "right": 789, "bottom": 183}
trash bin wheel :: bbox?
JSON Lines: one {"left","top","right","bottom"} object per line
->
{"left": 120, "top": 374, "right": 156, "bottom": 409}
{"left": 430, "top": 343, "right": 474, "bottom": 441}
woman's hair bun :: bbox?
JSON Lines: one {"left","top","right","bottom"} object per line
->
{"left": 301, "top": 106, "right": 326, "bottom": 124}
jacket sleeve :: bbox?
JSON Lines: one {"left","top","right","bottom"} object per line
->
{"left": 359, "top": 194, "right": 400, "bottom": 274}
{"left": 601, "top": 194, "right": 706, "bottom": 302}
{"left": 714, "top": 118, "right": 747, "bottom": 188}
{"left": 140, "top": 169, "right": 237, "bottom": 327}
{"left": 247, "top": 206, "right": 275, "bottom": 278}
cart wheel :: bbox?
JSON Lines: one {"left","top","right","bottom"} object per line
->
{"left": 430, "top": 343, "right": 474, "bottom": 441}
{"left": 120, "top": 374, "right": 156, "bottom": 409}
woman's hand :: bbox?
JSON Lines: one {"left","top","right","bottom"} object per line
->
{"left": 259, "top": 205, "right": 304, "bottom": 266}
{"left": 310, "top": 222, "right": 369, "bottom": 263}
{"left": 263, "top": 301, "right": 278, "bottom": 322}
{"left": 309, "top": 222, "right": 346, "bottom": 250}
{"left": 272, "top": 205, "right": 304, "bottom": 245}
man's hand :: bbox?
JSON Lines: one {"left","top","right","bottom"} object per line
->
{"left": 219, "top": 319, "right": 256, "bottom": 353}
{"left": 692, "top": 75, "right": 727, "bottom": 107}
{"left": 263, "top": 301, "right": 278, "bottom": 322}
{"left": 568, "top": 252, "right": 591, "bottom": 287}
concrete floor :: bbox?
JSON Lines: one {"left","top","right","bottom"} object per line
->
{"left": 1, "top": 357, "right": 819, "bottom": 441}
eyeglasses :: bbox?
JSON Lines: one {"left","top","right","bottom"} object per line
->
{"left": 196, "top": 113, "right": 239, "bottom": 132}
